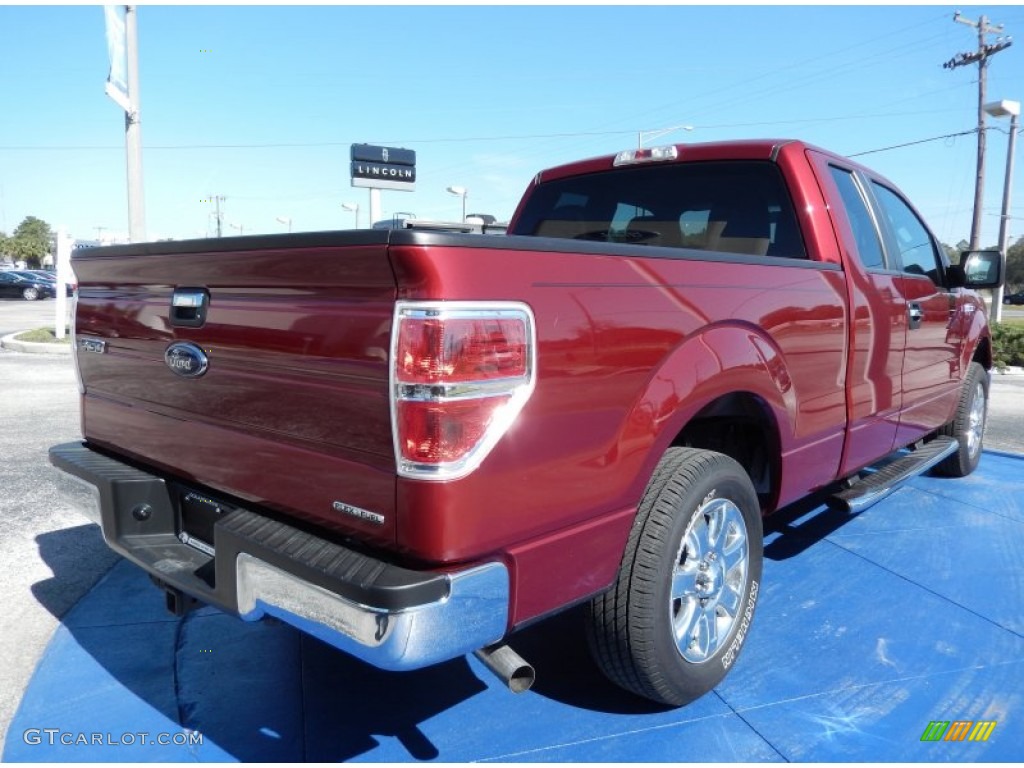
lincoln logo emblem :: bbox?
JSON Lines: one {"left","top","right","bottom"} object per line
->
{"left": 382, "top": 148, "right": 389, "bottom": 162}
{"left": 164, "top": 342, "right": 209, "bottom": 378}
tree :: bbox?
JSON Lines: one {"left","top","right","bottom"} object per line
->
{"left": 1006, "top": 234, "right": 1024, "bottom": 291}
{"left": 942, "top": 239, "right": 972, "bottom": 265}
{"left": 8, "top": 216, "right": 53, "bottom": 268}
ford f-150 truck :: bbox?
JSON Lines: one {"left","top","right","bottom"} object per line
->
{"left": 51, "top": 139, "right": 1003, "bottom": 707}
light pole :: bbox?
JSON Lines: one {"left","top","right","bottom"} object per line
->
{"left": 446, "top": 186, "right": 468, "bottom": 222}
{"left": 229, "top": 221, "right": 244, "bottom": 236}
{"left": 341, "top": 202, "right": 360, "bottom": 229}
{"left": 983, "top": 98, "right": 1019, "bottom": 324}
{"left": 638, "top": 123, "right": 694, "bottom": 148}
{"left": 275, "top": 216, "right": 292, "bottom": 233}
{"left": 123, "top": 6, "right": 145, "bottom": 242}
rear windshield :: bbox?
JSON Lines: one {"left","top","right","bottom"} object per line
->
{"left": 510, "top": 160, "right": 806, "bottom": 259}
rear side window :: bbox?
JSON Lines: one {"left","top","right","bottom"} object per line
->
{"left": 828, "top": 166, "right": 886, "bottom": 270}
{"left": 512, "top": 161, "right": 807, "bottom": 259}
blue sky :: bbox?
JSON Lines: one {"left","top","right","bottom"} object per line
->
{"left": 1, "top": 3, "right": 1022, "bottom": 246}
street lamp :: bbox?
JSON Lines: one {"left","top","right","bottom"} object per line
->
{"left": 983, "top": 98, "right": 1020, "bottom": 324}
{"left": 341, "top": 202, "right": 360, "bottom": 229}
{"left": 638, "top": 123, "right": 694, "bottom": 148}
{"left": 446, "top": 185, "right": 468, "bottom": 222}
{"left": 228, "top": 221, "right": 244, "bottom": 236}
{"left": 275, "top": 216, "right": 292, "bottom": 233}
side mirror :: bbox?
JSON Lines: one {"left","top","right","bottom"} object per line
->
{"left": 948, "top": 249, "right": 1003, "bottom": 289}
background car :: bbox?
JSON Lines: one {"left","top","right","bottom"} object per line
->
{"left": 22, "top": 269, "right": 57, "bottom": 281}
{"left": 1003, "top": 291, "right": 1024, "bottom": 305}
{"left": 0, "top": 271, "right": 57, "bottom": 300}
{"left": 11, "top": 270, "right": 73, "bottom": 297}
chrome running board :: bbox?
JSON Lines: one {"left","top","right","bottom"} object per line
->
{"left": 828, "top": 436, "right": 959, "bottom": 514}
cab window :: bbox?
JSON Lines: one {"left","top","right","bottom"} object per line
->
{"left": 514, "top": 161, "right": 807, "bottom": 259}
{"left": 828, "top": 166, "right": 886, "bottom": 270}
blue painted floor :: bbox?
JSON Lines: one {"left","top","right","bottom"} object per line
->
{"left": 6, "top": 451, "right": 1024, "bottom": 762}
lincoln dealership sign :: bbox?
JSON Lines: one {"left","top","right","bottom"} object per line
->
{"left": 351, "top": 144, "right": 416, "bottom": 191}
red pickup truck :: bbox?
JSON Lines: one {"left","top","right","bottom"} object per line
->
{"left": 51, "top": 139, "right": 1002, "bottom": 707}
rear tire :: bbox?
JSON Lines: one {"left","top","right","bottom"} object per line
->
{"left": 934, "top": 361, "right": 988, "bottom": 477}
{"left": 22, "top": 286, "right": 40, "bottom": 301}
{"left": 586, "top": 447, "right": 763, "bottom": 706}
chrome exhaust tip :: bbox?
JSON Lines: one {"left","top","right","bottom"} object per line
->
{"left": 473, "top": 643, "right": 535, "bottom": 693}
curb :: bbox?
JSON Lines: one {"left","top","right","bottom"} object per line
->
{"left": 1, "top": 331, "right": 72, "bottom": 356}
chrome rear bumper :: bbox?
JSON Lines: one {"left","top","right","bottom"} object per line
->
{"left": 49, "top": 441, "right": 510, "bottom": 671}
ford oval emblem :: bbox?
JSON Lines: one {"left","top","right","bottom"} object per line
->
{"left": 164, "top": 342, "right": 209, "bottom": 378}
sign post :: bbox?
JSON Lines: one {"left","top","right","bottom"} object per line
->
{"left": 350, "top": 144, "right": 416, "bottom": 227}
{"left": 54, "top": 228, "right": 73, "bottom": 339}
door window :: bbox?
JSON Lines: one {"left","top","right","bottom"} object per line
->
{"left": 871, "top": 182, "right": 943, "bottom": 285}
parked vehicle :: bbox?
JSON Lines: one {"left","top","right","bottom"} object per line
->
{"left": 9, "top": 270, "right": 73, "bottom": 294}
{"left": 51, "top": 139, "right": 1002, "bottom": 707}
{"left": 371, "top": 213, "right": 417, "bottom": 230}
{"left": 1003, "top": 291, "right": 1024, "bottom": 305}
{"left": 0, "top": 271, "right": 57, "bottom": 300}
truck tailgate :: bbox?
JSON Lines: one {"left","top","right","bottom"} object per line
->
{"left": 72, "top": 233, "right": 399, "bottom": 546}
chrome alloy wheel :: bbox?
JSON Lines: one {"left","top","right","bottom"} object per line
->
{"left": 965, "top": 380, "right": 986, "bottom": 460}
{"left": 670, "top": 497, "right": 750, "bottom": 663}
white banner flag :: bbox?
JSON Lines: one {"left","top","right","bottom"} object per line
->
{"left": 104, "top": 5, "right": 131, "bottom": 112}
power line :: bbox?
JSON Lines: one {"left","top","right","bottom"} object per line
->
{"left": 201, "top": 128, "right": 987, "bottom": 212}
{"left": 848, "top": 129, "right": 978, "bottom": 157}
{"left": 596, "top": 13, "right": 954, "bottom": 148}
{"left": 0, "top": 107, "right": 972, "bottom": 152}
{"left": 0, "top": 131, "right": 630, "bottom": 151}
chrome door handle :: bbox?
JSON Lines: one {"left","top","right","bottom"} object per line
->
{"left": 908, "top": 302, "right": 923, "bottom": 330}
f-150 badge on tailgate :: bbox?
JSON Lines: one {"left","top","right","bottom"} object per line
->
{"left": 164, "top": 341, "right": 209, "bottom": 378}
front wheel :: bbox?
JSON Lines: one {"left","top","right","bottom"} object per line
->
{"left": 586, "top": 447, "right": 763, "bottom": 706}
{"left": 934, "top": 361, "right": 988, "bottom": 477}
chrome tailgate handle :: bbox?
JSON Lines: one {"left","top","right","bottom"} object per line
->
{"left": 171, "top": 288, "right": 209, "bottom": 328}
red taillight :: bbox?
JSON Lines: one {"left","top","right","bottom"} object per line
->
{"left": 392, "top": 302, "right": 535, "bottom": 480}
{"left": 397, "top": 397, "right": 512, "bottom": 464}
{"left": 396, "top": 317, "right": 529, "bottom": 383}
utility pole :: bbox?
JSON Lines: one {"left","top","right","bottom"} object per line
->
{"left": 943, "top": 11, "right": 1013, "bottom": 250}
{"left": 208, "top": 195, "right": 226, "bottom": 237}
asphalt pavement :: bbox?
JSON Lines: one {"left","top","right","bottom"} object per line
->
{"left": 0, "top": 335, "right": 119, "bottom": 755}
{"left": 0, "top": 296, "right": 71, "bottom": 338}
{"left": 0, "top": 297, "right": 1022, "bottom": 755}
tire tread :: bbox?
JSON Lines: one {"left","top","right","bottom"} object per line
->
{"left": 935, "top": 361, "right": 987, "bottom": 477}
{"left": 586, "top": 447, "right": 760, "bottom": 705}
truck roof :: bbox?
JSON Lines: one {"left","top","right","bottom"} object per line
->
{"left": 529, "top": 138, "right": 900, "bottom": 206}
{"left": 534, "top": 138, "right": 902, "bottom": 185}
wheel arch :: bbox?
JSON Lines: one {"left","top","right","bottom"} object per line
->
{"left": 961, "top": 301, "right": 993, "bottom": 371}
{"left": 671, "top": 391, "right": 783, "bottom": 512}
{"left": 970, "top": 331, "right": 992, "bottom": 370}
{"left": 620, "top": 323, "right": 796, "bottom": 515}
